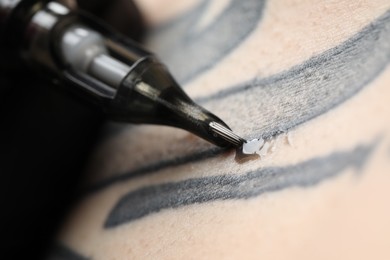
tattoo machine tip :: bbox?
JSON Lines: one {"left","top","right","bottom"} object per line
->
{"left": 209, "top": 121, "right": 246, "bottom": 147}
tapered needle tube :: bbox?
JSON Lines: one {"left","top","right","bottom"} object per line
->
{"left": 0, "top": 0, "right": 245, "bottom": 148}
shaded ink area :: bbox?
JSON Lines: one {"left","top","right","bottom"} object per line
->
{"left": 88, "top": 9, "right": 390, "bottom": 195}
{"left": 196, "top": 9, "right": 390, "bottom": 139}
{"left": 105, "top": 142, "right": 375, "bottom": 227}
{"left": 46, "top": 244, "right": 88, "bottom": 260}
{"left": 149, "top": 0, "right": 266, "bottom": 83}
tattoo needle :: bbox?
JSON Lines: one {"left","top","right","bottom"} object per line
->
{"left": 209, "top": 121, "right": 246, "bottom": 147}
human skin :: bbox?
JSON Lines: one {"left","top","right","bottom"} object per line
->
{"left": 49, "top": 0, "right": 390, "bottom": 259}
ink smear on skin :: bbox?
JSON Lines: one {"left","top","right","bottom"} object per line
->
{"left": 235, "top": 138, "right": 265, "bottom": 162}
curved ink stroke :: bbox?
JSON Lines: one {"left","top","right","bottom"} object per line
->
{"left": 46, "top": 244, "right": 88, "bottom": 260}
{"left": 87, "top": 10, "right": 390, "bottom": 195}
{"left": 148, "top": 0, "right": 266, "bottom": 83}
{"left": 105, "top": 142, "right": 375, "bottom": 227}
{"left": 196, "top": 8, "right": 390, "bottom": 139}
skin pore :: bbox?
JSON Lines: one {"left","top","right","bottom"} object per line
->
{"left": 49, "top": 0, "right": 390, "bottom": 259}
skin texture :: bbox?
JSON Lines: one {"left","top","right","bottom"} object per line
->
{"left": 105, "top": 142, "right": 376, "bottom": 227}
{"left": 50, "top": 0, "right": 390, "bottom": 259}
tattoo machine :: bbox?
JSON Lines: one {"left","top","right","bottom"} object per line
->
{"left": 0, "top": 0, "right": 246, "bottom": 147}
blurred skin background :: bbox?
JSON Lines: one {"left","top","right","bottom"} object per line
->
{"left": 2, "top": 0, "right": 390, "bottom": 259}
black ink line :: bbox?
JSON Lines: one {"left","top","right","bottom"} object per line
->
{"left": 105, "top": 142, "right": 376, "bottom": 227}
{"left": 87, "top": 10, "right": 390, "bottom": 195}
{"left": 85, "top": 147, "right": 226, "bottom": 194}
{"left": 46, "top": 243, "right": 88, "bottom": 260}
{"left": 148, "top": 0, "right": 266, "bottom": 83}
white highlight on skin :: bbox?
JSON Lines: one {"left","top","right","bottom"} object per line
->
{"left": 242, "top": 138, "right": 264, "bottom": 155}
{"left": 258, "top": 141, "right": 270, "bottom": 157}
{"left": 286, "top": 132, "right": 294, "bottom": 146}
{"left": 240, "top": 130, "right": 294, "bottom": 161}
